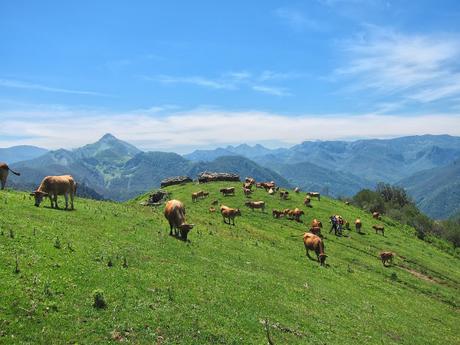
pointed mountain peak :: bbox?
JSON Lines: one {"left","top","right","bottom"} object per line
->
{"left": 99, "top": 133, "right": 118, "bottom": 142}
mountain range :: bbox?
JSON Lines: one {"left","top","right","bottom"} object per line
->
{"left": 3, "top": 134, "right": 460, "bottom": 219}
{"left": 8, "top": 134, "right": 289, "bottom": 201}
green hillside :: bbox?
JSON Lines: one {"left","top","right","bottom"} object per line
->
{"left": 0, "top": 183, "right": 459, "bottom": 344}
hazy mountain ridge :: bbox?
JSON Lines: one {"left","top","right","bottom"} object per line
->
{"left": 8, "top": 136, "right": 290, "bottom": 201}
{"left": 0, "top": 145, "right": 48, "bottom": 164}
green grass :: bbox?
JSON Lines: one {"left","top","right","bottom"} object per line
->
{"left": 0, "top": 182, "right": 459, "bottom": 344}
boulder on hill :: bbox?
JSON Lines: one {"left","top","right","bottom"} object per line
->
{"left": 140, "top": 189, "right": 170, "bottom": 206}
{"left": 160, "top": 176, "right": 193, "bottom": 188}
{"left": 198, "top": 171, "right": 240, "bottom": 183}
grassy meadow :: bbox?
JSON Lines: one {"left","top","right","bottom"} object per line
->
{"left": 0, "top": 182, "right": 459, "bottom": 344}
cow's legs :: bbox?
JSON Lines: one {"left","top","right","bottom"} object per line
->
{"left": 54, "top": 194, "right": 59, "bottom": 208}
{"left": 70, "top": 192, "right": 74, "bottom": 210}
{"left": 0, "top": 177, "right": 5, "bottom": 190}
{"left": 49, "top": 195, "right": 54, "bottom": 208}
{"left": 64, "top": 193, "right": 69, "bottom": 209}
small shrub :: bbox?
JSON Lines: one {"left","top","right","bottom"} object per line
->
{"left": 390, "top": 272, "right": 398, "bottom": 281}
{"left": 92, "top": 289, "right": 107, "bottom": 309}
{"left": 54, "top": 237, "right": 62, "bottom": 249}
{"left": 107, "top": 258, "right": 113, "bottom": 267}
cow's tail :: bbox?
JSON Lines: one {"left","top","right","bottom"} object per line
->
{"left": 8, "top": 168, "right": 20, "bottom": 176}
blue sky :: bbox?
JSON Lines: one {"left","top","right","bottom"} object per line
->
{"left": 1, "top": 0, "right": 460, "bottom": 152}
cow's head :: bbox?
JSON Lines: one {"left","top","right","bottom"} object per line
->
{"left": 30, "top": 190, "right": 49, "bottom": 207}
{"left": 235, "top": 208, "right": 241, "bottom": 216}
{"left": 319, "top": 254, "right": 328, "bottom": 266}
{"left": 178, "top": 223, "right": 194, "bottom": 241}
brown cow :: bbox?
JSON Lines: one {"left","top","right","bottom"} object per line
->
{"left": 30, "top": 175, "right": 77, "bottom": 210}
{"left": 220, "top": 187, "right": 235, "bottom": 196}
{"left": 220, "top": 205, "right": 241, "bottom": 225}
{"left": 272, "top": 209, "right": 285, "bottom": 218}
{"left": 242, "top": 187, "right": 252, "bottom": 197}
{"left": 164, "top": 199, "right": 194, "bottom": 240}
{"left": 209, "top": 207, "right": 216, "bottom": 213}
{"left": 243, "top": 182, "right": 253, "bottom": 190}
{"left": 307, "top": 192, "right": 320, "bottom": 201}
{"left": 355, "top": 218, "right": 362, "bottom": 233}
{"left": 372, "top": 212, "right": 381, "bottom": 220}
{"left": 311, "top": 218, "right": 323, "bottom": 229}
{"left": 0, "top": 162, "right": 20, "bottom": 190}
{"left": 192, "top": 190, "right": 204, "bottom": 202}
{"left": 380, "top": 251, "right": 394, "bottom": 266}
{"left": 279, "top": 190, "right": 289, "bottom": 200}
{"left": 289, "top": 208, "right": 304, "bottom": 222}
{"left": 373, "top": 225, "right": 385, "bottom": 236}
{"left": 245, "top": 200, "right": 265, "bottom": 212}
{"left": 245, "top": 177, "right": 256, "bottom": 185}
{"left": 310, "top": 226, "right": 322, "bottom": 236}
{"left": 303, "top": 196, "right": 312, "bottom": 208}
{"left": 303, "top": 232, "right": 327, "bottom": 265}
{"left": 260, "top": 181, "right": 276, "bottom": 191}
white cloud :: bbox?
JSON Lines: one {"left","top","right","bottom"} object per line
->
{"left": 143, "top": 70, "right": 300, "bottom": 96}
{"left": 0, "top": 105, "right": 459, "bottom": 153}
{"left": 251, "top": 85, "right": 291, "bottom": 96}
{"left": 336, "top": 27, "right": 460, "bottom": 104}
{"left": 0, "top": 78, "right": 109, "bottom": 97}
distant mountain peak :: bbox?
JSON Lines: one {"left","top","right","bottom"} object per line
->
{"left": 99, "top": 133, "right": 118, "bottom": 142}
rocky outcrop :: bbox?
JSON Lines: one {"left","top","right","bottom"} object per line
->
{"left": 198, "top": 171, "right": 240, "bottom": 183}
{"left": 140, "top": 190, "right": 169, "bottom": 206}
{"left": 160, "top": 176, "right": 193, "bottom": 188}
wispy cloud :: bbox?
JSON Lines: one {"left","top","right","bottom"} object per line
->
{"left": 274, "top": 7, "right": 324, "bottom": 32}
{"left": 143, "top": 70, "right": 301, "bottom": 96}
{"left": 148, "top": 75, "right": 236, "bottom": 90}
{"left": 336, "top": 26, "right": 460, "bottom": 104}
{"left": 0, "top": 78, "right": 109, "bottom": 97}
{"left": 1, "top": 104, "right": 459, "bottom": 152}
{"left": 251, "top": 85, "right": 291, "bottom": 96}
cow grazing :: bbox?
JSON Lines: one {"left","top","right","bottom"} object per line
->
{"left": 303, "top": 196, "right": 312, "bottom": 208}
{"left": 373, "top": 225, "right": 385, "bottom": 236}
{"left": 243, "top": 182, "right": 253, "bottom": 190}
{"left": 310, "top": 226, "right": 322, "bottom": 236}
{"left": 0, "top": 162, "right": 20, "bottom": 190}
{"left": 220, "top": 205, "right": 241, "bottom": 225}
{"left": 30, "top": 175, "right": 77, "bottom": 210}
{"left": 344, "top": 201, "right": 350, "bottom": 206}
{"left": 311, "top": 219, "right": 322, "bottom": 229}
{"left": 209, "top": 207, "right": 216, "bottom": 213}
{"left": 220, "top": 187, "right": 235, "bottom": 196}
{"left": 202, "top": 191, "right": 209, "bottom": 198}
{"left": 307, "top": 192, "right": 320, "bottom": 201}
{"left": 260, "top": 181, "right": 276, "bottom": 191}
{"left": 355, "top": 218, "right": 362, "bottom": 233}
{"left": 245, "top": 177, "right": 256, "bottom": 185}
{"left": 372, "top": 212, "right": 381, "bottom": 220}
{"left": 268, "top": 187, "right": 275, "bottom": 195}
{"left": 164, "top": 199, "right": 194, "bottom": 240}
{"left": 272, "top": 209, "right": 285, "bottom": 218}
{"left": 279, "top": 190, "right": 289, "bottom": 200}
{"left": 380, "top": 251, "right": 394, "bottom": 266}
{"left": 303, "top": 232, "right": 327, "bottom": 265}
{"left": 191, "top": 190, "right": 204, "bottom": 202}
{"left": 294, "top": 187, "right": 300, "bottom": 193}
{"left": 245, "top": 200, "right": 265, "bottom": 212}
{"left": 242, "top": 187, "right": 252, "bottom": 197}
{"left": 211, "top": 199, "right": 219, "bottom": 205}
{"left": 289, "top": 208, "right": 304, "bottom": 222}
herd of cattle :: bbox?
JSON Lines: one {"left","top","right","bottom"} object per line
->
{"left": 164, "top": 176, "right": 393, "bottom": 267}
{"left": 0, "top": 162, "right": 393, "bottom": 267}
